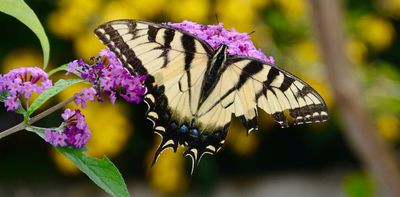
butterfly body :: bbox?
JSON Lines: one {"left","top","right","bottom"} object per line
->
{"left": 95, "top": 20, "right": 329, "bottom": 174}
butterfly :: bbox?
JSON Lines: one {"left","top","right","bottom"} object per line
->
{"left": 94, "top": 20, "right": 329, "bottom": 174}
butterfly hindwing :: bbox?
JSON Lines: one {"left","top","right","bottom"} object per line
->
{"left": 227, "top": 57, "right": 328, "bottom": 128}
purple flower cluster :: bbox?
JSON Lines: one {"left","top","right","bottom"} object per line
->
{"left": 74, "top": 87, "right": 97, "bottom": 108}
{"left": 68, "top": 50, "right": 146, "bottom": 107}
{"left": 0, "top": 67, "right": 52, "bottom": 111}
{"left": 166, "top": 20, "right": 275, "bottom": 65}
{"left": 44, "top": 108, "right": 91, "bottom": 148}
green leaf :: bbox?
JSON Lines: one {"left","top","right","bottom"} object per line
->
{"left": 56, "top": 147, "right": 130, "bottom": 197}
{"left": 27, "top": 79, "right": 84, "bottom": 116}
{"left": 27, "top": 126, "right": 130, "bottom": 197}
{"left": 343, "top": 171, "right": 374, "bottom": 197}
{"left": 26, "top": 126, "right": 45, "bottom": 137}
{"left": 0, "top": 91, "right": 8, "bottom": 102}
{"left": 0, "top": 0, "right": 50, "bottom": 68}
{"left": 48, "top": 64, "right": 69, "bottom": 77}
{"left": 15, "top": 103, "right": 26, "bottom": 115}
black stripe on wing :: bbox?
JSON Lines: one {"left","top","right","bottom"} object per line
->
{"left": 95, "top": 21, "right": 147, "bottom": 74}
{"left": 226, "top": 57, "right": 329, "bottom": 129}
{"left": 94, "top": 20, "right": 213, "bottom": 76}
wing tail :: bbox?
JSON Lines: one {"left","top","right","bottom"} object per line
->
{"left": 184, "top": 128, "right": 228, "bottom": 175}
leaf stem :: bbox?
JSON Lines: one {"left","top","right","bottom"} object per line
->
{"left": 48, "top": 64, "right": 68, "bottom": 77}
{"left": 0, "top": 96, "right": 74, "bottom": 139}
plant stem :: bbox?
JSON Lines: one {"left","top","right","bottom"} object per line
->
{"left": 0, "top": 122, "right": 25, "bottom": 139}
{"left": 0, "top": 96, "right": 74, "bottom": 139}
{"left": 308, "top": 1, "right": 400, "bottom": 196}
{"left": 29, "top": 96, "right": 74, "bottom": 124}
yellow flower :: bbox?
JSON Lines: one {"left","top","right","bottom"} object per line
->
{"left": 47, "top": 0, "right": 101, "bottom": 39}
{"left": 216, "top": 0, "right": 256, "bottom": 31}
{"left": 166, "top": 0, "right": 210, "bottom": 22}
{"left": 83, "top": 102, "right": 133, "bottom": 157}
{"left": 226, "top": 118, "right": 260, "bottom": 155}
{"left": 346, "top": 38, "right": 368, "bottom": 65}
{"left": 73, "top": 30, "right": 105, "bottom": 59}
{"left": 1, "top": 48, "right": 43, "bottom": 72}
{"left": 250, "top": 0, "right": 272, "bottom": 8}
{"left": 52, "top": 83, "right": 133, "bottom": 173}
{"left": 120, "top": 0, "right": 166, "bottom": 19}
{"left": 47, "top": 10, "right": 83, "bottom": 39}
{"left": 147, "top": 140, "right": 188, "bottom": 195}
{"left": 101, "top": 1, "right": 141, "bottom": 22}
{"left": 274, "top": 0, "right": 306, "bottom": 20}
{"left": 215, "top": 0, "right": 271, "bottom": 31}
{"left": 291, "top": 40, "right": 320, "bottom": 65}
{"left": 376, "top": 114, "right": 399, "bottom": 141}
{"left": 357, "top": 14, "right": 395, "bottom": 51}
{"left": 290, "top": 40, "right": 320, "bottom": 66}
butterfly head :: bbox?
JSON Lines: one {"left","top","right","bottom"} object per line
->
{"left": 211, "top": 45, "right": 229, "bottom": 69}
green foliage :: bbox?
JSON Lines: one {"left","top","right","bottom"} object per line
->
{"left": 47, "top": 64, "right": 69, "bottom": 77}
{"left": 15, "top": 105, "right": 26, "bottom": 115}
{"left": 343, "top": 171, "right": 375, "bottom": 197}
{"left": 27, "top": 126, "right": 130, "bottom": 197}
{"left": 0, "top": 91, "right": 8, "bottom": 102}
{"left": 56, "top": 147, "right": 130, "bottom": 197}
{"left": 0, "top": 0, "right": 50, "bottom": 68}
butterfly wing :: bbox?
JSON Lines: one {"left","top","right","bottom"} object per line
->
{"left": 95, "top": 20, "right": 228, "bottom": 171}
{"left": 95, "top": 20, "right": 329, "bottom": 173}
{"left": 198, "top": 57, "right": 329, "bottom": 133}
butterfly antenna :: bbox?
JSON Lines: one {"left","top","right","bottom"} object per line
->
{"left": 249, "top": 30, "right": 256, "bottom": 35}
{"left": 215, "top": 14, "right": 220, "bottom": 23}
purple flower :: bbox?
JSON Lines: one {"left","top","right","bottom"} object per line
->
{"left": 44, "top": 129, "right": 54, "bottom": 142}
{"left": 74, "top": 87, "right": 97, "bottom": 108}
{"left": 72, "top": 131, "right": 90, "bottom": 148}
{"left": 61, "top": 108, "right": 75, "bottom": 121}
{"left": 53, "top": 133, "right": 68, "bottom": 147}
{"left": 44, "top": 129, "right": 67, "bottom": 147}
{"left": 44, "top": 109, "right": 91, "bottom": 148}
{"left": 165, "top": 21, "right": 275, "bottom": 65}
{"left": 4, "top": 96, "right": 19, "bottom": 111}
{"left": 99, "top": 49, "right": 120, "bottom": 66}
{"left": 0, "top": 67, "right": 52, "bottom": 111}
{"left": 67, "top": 50, "right": 147, "bottom": 105}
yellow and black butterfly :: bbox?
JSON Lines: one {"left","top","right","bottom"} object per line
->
{"left": 95, "top": 20, "right": 328, "bottom": 174}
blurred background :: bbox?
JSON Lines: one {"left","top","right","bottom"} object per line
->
{"left": 0, "top": 0, "right": 399, "bottom": 196}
